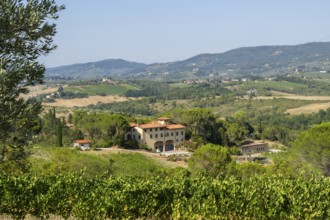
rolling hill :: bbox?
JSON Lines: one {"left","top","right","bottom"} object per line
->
{"left": 46, "top": 42, "right": 330, "bottom": 80}
{"left": 46, "top": 59, "right": 147, "bottom": 79}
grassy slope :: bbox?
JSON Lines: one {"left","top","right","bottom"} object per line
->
{"left": 29, "top": 147, "right": 179, "bottom": 178}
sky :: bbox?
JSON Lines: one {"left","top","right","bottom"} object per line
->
{"left": 42, "top": 0, "right": 330, "bottom": 67}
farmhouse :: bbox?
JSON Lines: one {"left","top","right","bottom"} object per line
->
{"left": 73, "top": 139, "right": 91, "bottom": 150}
{"left": 240, "top": 142, "right": 268, "bottom": 155}
{"left": 126, "top": 117, "right": 186, "bottom": 152}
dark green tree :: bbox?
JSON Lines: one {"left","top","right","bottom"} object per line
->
{"left": 293, "top": 122, "right": 330, "bottom": 176}
{"left": 56, "top": 118, "right": 63, "bottom": 147}
{"left": 0, "top": 0, "right": 64, "bottom": 174}
{"left": 170, "top": 108, "right": 218, "bottom": 144}
{"left": 101, "top": 114, "right": 130, "bottom": 146}
{"left": 69, "top": 128, "right": 84, "bottom": 143}
{"left": 188, "top": 144, "right": 236, "bottom": 177}
{"left": 67, "top": 113, "right": 73, "bottom": 124}
{"left": 226, "top": 123, "right": 247, "bottom": 146}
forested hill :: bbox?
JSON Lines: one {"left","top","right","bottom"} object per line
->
{"left": 46, "top": 42, "right": 330, "bottom": 80}
{"left": 46, "top": 59, "right": 147, "bottom": 79}
{"left": 133, "top": 42, "right": 330, "bottom": 79}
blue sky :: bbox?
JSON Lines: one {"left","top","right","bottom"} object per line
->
{"left": 43, "top": 0, "right": 330, "bottom": 67}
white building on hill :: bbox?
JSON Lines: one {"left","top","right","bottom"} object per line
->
{"left": 126, "top": 118, "right": 185, "bottom": 152}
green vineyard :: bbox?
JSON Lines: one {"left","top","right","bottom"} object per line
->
{"left": 0, "top": 173, "right": 329, "bottom": 219}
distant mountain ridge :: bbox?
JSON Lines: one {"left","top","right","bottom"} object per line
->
{"left": 46, "top": 59, "right": 147, "bottom": 79}
{"left": 46, "top": 42, "right": 330, "bottom": 80}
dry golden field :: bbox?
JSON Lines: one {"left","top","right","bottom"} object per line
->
{"left": 255, "top": 91, "right": 330, "bottom": 101}
{"left": 253, "top": 91, "right": 330, "bottom": 115}
{"left": 22, "top": 85, "right": 135, "bottom": 107}
{"left": 285, "top": 102, "right": 330, "bottom": 115}
{"left": 42, "top": 95, "right": 133, "bottom": 107}
{"left": 21, "top": 85, "right": 65, "bottom": 98}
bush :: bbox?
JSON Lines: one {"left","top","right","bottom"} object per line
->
{"left": 93, "top": 140, "right": 112, "bottom": 148}
{"left": 188, "top": 144, "right": 236, "bottom": 177}
{"left": 176, "top": 140, "right": 201, "bottom": 152}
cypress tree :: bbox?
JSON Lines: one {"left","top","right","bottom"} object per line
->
{"left": 57, "top": 118, "right": 63, "bottom": 147}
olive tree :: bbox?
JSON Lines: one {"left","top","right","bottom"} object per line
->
{"left": 188, "top": 144, "right": 236, "bottom": 177}
{"left": 0, "top": 0, "right": 64, "bottom": 174}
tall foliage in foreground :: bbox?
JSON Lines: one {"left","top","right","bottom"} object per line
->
{"left": 293, "top": 122, "right": 330, "bottom": 176}
{"left": 0, "top": 0, "right": 64, "bottom": 174}
{"left": 0, "top": 173, "right": 329, "bottom": 219}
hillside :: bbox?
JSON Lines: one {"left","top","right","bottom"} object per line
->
{"left": 46, "top": 59, "right": 147, "bottom": 79}
{"left": 133, "top": 42, "right": 330, "bottom": 80}
{"left": 46, "top": 42, "right": 330, "bottom": 80}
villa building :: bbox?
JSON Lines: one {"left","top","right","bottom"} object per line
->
{"left": 126, "top": 117, "right": 186, "bottom": 152}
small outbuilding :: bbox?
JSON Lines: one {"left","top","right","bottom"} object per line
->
{"left": 73, "top": 139, "right": 91, "bottom": 150}
{"left": 240, "top": 142, "right": 268, "bottom": 155}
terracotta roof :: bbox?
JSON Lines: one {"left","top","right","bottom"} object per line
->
{"left": 135, "top": 122, "right": 185, "bottom": 130}
{"left": 74, "top": 139, "right": 91, "bottom": 144}
{"left": 166, "top": 124, "right": 186, "bottom": 129}
{"left": 157, "top": 117, "right": 171, "bottom": 121}
{"left": 241, "top": 142, "right": 268, "bottom": 148}
{"left": 138, "top": 123, "right": 167, "bottom": 129}
{"left": 130, "top": 118, "right": 185, "bottom": 130}
{"left": 129, "top": 123, "right": 138, "bottom": 127}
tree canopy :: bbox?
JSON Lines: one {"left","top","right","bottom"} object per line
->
{"left": 293, "top": 122, "right": 330, "bottom": 176}
{"left": 0, "top": 0, "right": 64, "bottom": 174}
{"left": 188, "top": 144, "right": 236, "bottom": 177}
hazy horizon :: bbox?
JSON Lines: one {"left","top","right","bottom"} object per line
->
{"left": 42, "top": 0, "right": 330, "bottom": 68}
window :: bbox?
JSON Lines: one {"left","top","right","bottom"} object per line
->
{"left": 176, "top": 132, "right": 178, "bottom": 135}
{"left": 176, "top": 139, "right": 179, "bottom": 142}
{"left": 171, "top": 132, "right": 173, "bottom": 136}
{"left": 133, "top": 128, "right": 136, "bottom": 132}
{"left": 150, "top": 134, "right": 152, "bottom": 138}
{"left": 144, "top": 129, "right": 146, "bottom": 132}
{"left": 133, "top": 135, "right": 135, "bottom": 139}
{"left": 150, "top": 128, "right": 152, "bottom": 132}
{"left": 181, "top": 131, "right": 184, "bottom": 135}
{"left": 161, "top": 133, "right": 163, "bottom": 137}
{"left": 155, "top": 134, "right": 158, "bottom": 138}
{"left": 138, "top": 135, "right": 141, "bottom": 140}
{"left": 155, "top": 128, "right": 158, "bottom": 131}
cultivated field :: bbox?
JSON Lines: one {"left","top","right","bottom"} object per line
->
{"left": 255, "top": 91, "right": 330, "bottom": 101}
{"left": 252, "top": 91, "right": 330, "bottom": 115}
{"left": 21, "top": 85, "right": 137, "bottom": 107}
{"left": 43, "top": 95, "right": 134, "bottom": 107}
{"left": 286, "top": 102, "right": 330, "bottom": 115}
{"left": 21, "top": 85, "right": 66, "bottom": 98}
